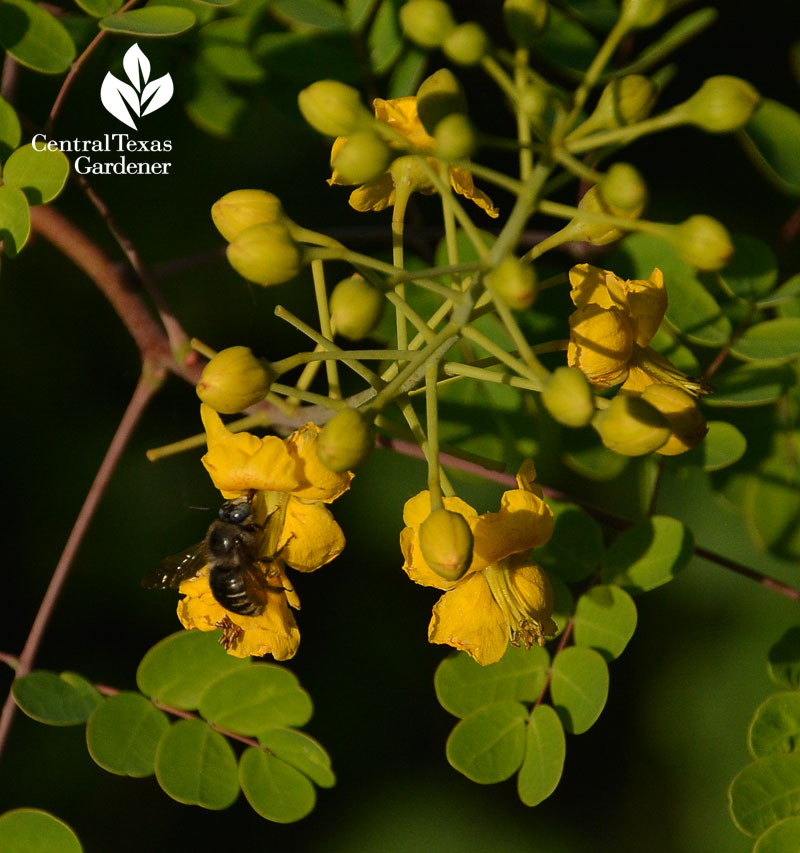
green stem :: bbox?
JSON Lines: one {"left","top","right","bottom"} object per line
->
{"left": 554, "top": 147, "right": 604, "bottom": 184}
{"left": 566, "top": 111, "right": 683, "bottom": 155}
{"left": 310, "top": 259, "right": 340, "bottom": 399}
{"left": 461, "top": 325, "right": 544, "bottom": 387}
{"left": 443, "top": 362, "right": 545, "bottom": 392}
{"left": 481, "top": 54, "right": 518, "bottom": 103}
{"left": 392, "top": 183, "right": 411, "bottom": 356}
{"left": 425, "top": 361, "right": 443, "bottom": 509}
{"left": 515, "top": 48, "right": 533, "bottom": 181}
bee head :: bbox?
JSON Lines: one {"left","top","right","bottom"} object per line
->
{"left": 218, "top": 497, "right": 252, "bottom": 525}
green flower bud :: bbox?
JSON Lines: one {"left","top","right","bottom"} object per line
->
{"left": 541, "top": 366, "right": 594, "bottom": 428}
{"left": 677, "top": 76, "right": 760, "bottom": 133}
{"left": 641, "top": 384, "right": 707, "bottom": 456}
{"left": 503, "top": 0, "right": 549, "bottom": 48}
{"left": 434, "top": 113, "right": 476, "bottom": 160}
{"left": 298, "top": 80, "right": 372, "bottom": 137}
{"left": 668, "top": 215, "right": 733, "bottom": 271}
{"left": 619, "top": 0, "right": 669, "bottom": 30}
{"left": 226, "top": 222, "right": 303, "bottom": 286}
{"left": 569, "top": 184, "right": 643, "bottom": 246}
{"left": 330, "top": 275, "right": 385, "bottom": 340}
{"left": 419, "top": 507, "right": 474, "bottom": 581}
{"left": 416, "top": 68, "right": 468, "bottom": 136}
{"left": 389, "top": 155, "right": 431, "bottom": 194}
{"left": 442, "top": 22, "right": 489, "bottom": 66}
{"left": 485, "top": 256, "right": 537, "bottom": 310}
{"left": 592, "top": 394, "right": 670, "bottom": 456}
{"left": 518, "top": 84, "right": 550, "bottom": 121}
{"left": 196, "top": 346, "right": 274, "bottom": 414}
{"left": 599, "top": 163, "right": 647, "bottom": 214}
{"left": 575, "top": 75, "right": 658, "bottom": 140}
{"left": 331, "top": 131, "right": 392, "bottom": 185}
{"left": 399, "top": 0, "right": 456, "bottom": 48}
{"left": 318, "top": 408, "right": 375, "bottom": 472}
{"left": 211, "top": 189, "right": 284, "bottom": 243}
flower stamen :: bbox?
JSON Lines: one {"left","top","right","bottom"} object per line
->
{"left": 484, "top": 562, "right": 548, "bottom": 649}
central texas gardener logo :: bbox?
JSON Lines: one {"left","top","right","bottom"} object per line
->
{"left": 101, "top": 44, "right": 174, "bottom": 130}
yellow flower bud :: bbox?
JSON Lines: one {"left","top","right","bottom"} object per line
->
{"left": 416, "top": 68, "right": 468, "bottom": 136}
{"left": 503, "top": 0, "right": 549, "bottom": 48}
{"left": 667, "top": 215, "right": 733, "bottom": 271}
{"left": 619, "top": 0, "right": 669, "bottom": 29}
{"left": 442, "top": 22, "right": 489, "bottom": 66}
{"left": 419, "top": 507, "right": 474, "bottom": 581}
{"left": 573, "top": 75, "right": 658, "bottom": 140}
{"left": 298, "top": 80, "right": 372, "bottom": 137}
{"left": 211, "top": 189, "right": 284, "bottom": 243}
{"left": 434, "top": 113, "right": 476, "bottom": 160}
{"left": 592, "top": 394, "right": 671, "bottom": 456}
{"left": 196, "top": 346, "right": 274, "bottom": 414}
{"left": 226, "top": 222, "right": 303, "bottom": 286}
{"left": 641, "top": 384, "right": 707, "bottom": 455}
{"left": 570, "top": 184, "right": 643, "bottom": 246}
{"left": 318, "top": 407, "right": 375, "bottom": 472}
{"left": 331, "top": 131, "right": 392, "bottom": 185}
{"left": 389, "top": 155, "right": 432, "bottom": 195}
{"left": 329, "top": 275, "right": 385, "bottom": 340}
{"left": 676, "top": 76, "right": 760, "bottom": 133}
{"left": 399, "top": 0, "right": 456, "bottom": 48}
{"left": 599, "top": 163, "right": 647, "bottom": 214}
{"left": 541, "top": 366, "right": 594, "bottom": 427}
{"left": 485, "top": 256, "right": 537, "bottom": 310}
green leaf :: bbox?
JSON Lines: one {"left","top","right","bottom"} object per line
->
{"left": 549, "top": 646, "right": 609, "bottom": 735}
{"left": 98, "top": 7, "right": 196, "bottom": 36}
{"left": 434, "top": 645, "right": 550, "bottom": 718}
{"left": 258, "top": 728, "right": 335, "bottom": 788}
{"left": 536, "top": 503, "right": 605, "bottom": 582}
{"left": 730, "top": 319, "right": 800, "bottom": 362}
{"left": 758, "top": 274, "right": 800, "bottom": 310}
{"left": 136, "top": 629, "right": 249, "bottom": 710}
{"left": 740, "top": 99, "right": 800, "bottom": 196}
{"left": 12, "top": 670, "right": 102, "bottom": 725}
{"left": 535, "top": 6, "right": 598, "bottom": 77}
{"left": 184, "top": 62, "right": 247, "bottom": 137}
{"left": 559, "top": 0, "right": 618, "bottom": 30}
{"left": 198, "top": 664, "right": 313, "bottom": 735}
{"left": 729, "top": 753, "right": 800, "bottom": 837}
{"left": 368, "top": 0, "right": 403, "bottom": 74}
{"left": 239, "top": 748, "right": 316, "bottom": 822}
{"left": 0, "top": 809, "right": 81, "bottom": 853}
{"left": 74, "top": 0, "right": 122, "bottom": 18}
{"left": 345, "top": 0, "right": 376, "bottom": 30}
{"left": 749, "top": 693, "right": 800, "bottom": 760}
{"left": 704, "top": 363, "right": 796, "bottom": 407}
{"left": 718, "top": 234, "right": 778, "bottom": 302}
{"left": 0, "top": 0, "right": 76, "bottom": 74}
{"left": 601, "top": 515, "right": 694, "bottom": 594}
{"left": 769, "top": 627, "right": 800, "bottom": 689}
{"left": 155, "top": 719, "right": 239, "bottom": 809}
{"left": 255, "top": 32, "right": 360, "bottom": 83}
{"left": 270, "top": 0, "right": 348, "bottom": 31}
{"left": 200, "top": 44, "right": 265, "bottom": 84}
{"left": 517, "top": 704, "right": 566, "bottom": 807}
{"left": 754, "top": 816, "right": 800, "bottom": 853}
{"left": 573, "top": 585, "right": 638, "bottom": 661}
{"left": 745, "top": 443, "right": 800, "bottom": 560}
{"left": 388, "top": 46, "right": 427, "bottom": 99}
{"left": 681, "top": 420, "right": 746, "bottom": 471}
{"left": 2, "top": 144, "right": 69, "bottom": 205}
{"left": 0, "top": 96, "right": 21, "bottom": 162}
{"left": 446, "top": 701, "right": 528, "bottom": 784}
{"left": 0, "top": 181, "right": 30, "bottom": 257}
{"left": 86, "top": 692, "right": 170, "bottom": 777}
{"left": 615, "top": 233, "right": 732, "bottom": 346}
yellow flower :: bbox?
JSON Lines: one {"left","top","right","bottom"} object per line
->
{"left": 400, "top": 461, "right": 556, "bottom": 666}
{"left": 328, "top": 96, "right": 499, "bottom": 218}
{"left": 176, "top": 405, "right": 352, "bottom": 659}
{"left": 567, "top": 263, "right": 705, "bottom": 395}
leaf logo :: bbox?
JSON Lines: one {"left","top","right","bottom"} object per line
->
{"left": 101, "top": 44, "right": 174, "bottom": 130}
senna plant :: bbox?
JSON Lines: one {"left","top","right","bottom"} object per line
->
{"left": 1, "top": 0, "right": 800, "bottom": 850}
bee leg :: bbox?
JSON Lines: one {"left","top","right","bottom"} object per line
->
{"left": 215, "top": 615, "right": 244, "bottom": 651}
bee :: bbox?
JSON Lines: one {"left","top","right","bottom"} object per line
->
{"left": 143, "top": 495, "right": 272, "bottom": 617}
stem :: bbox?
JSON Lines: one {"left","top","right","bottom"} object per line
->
{"left": 566, "top": 111, "right": 683, "bottom": 155}
{"left": 425, "top": 361, "right": 443, "bottom": 508}
{"left": 514, "top": 48, "right": 533, "bottom": 181}
{"left": 310, "top": 259, "right": 340, "bottom": 399}
{"left": 392, "top": 183, "right": 411, "bottom": 356}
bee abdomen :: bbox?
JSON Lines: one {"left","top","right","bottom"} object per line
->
{"left": 209, "top": 566, "right": 264, "bottom": 616}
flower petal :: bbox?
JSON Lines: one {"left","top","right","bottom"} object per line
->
{"left": 623, "top": 268, "right": 667, "bottom": 347}
{"left": 508, "top": 558, "right": 558, "bottom": 638}
{"left": 568, "top": 264, "right": 619, "bottom": 310}
{"left": 567, "top": 303, "right": 633, "bottom": 387}
{"left": 279, "top": 497, "right": 345, "bottom": 572}
{"left": 374, "top": 96, "right": 433, "bottom": 150}
{"left": 449, "top": 167, "right": 499, "bottom": 218}
{"left": 286, "top": 422, "right": 353, "bottom": 502}
{"left": 348, "top": 175, "right": 395, "bottom": 212}
{"left": 327, "top": 136, "right": 351, "bottom": 186}
{"left": 428, "top": 571, "right": 509, "bottom": 666}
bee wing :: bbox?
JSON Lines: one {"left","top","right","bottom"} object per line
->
{"left": 240, "top": 562, "right": 273, "bottom": 610}
{"left": 142, "top": 541, "right": 207, "bottom": 590}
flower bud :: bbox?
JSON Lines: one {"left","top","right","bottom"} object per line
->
{"left": 298, "top": 80, "right": 372, "bottom": 137}
{"left": 619, "top": 0, "right": 669, "bottom": 30}
{"left": 226, "top": 222, "right": 303, "bottom": 286}
{"left": 416, "top": 68, "right": 468, "bottom": 136}
{"left": 419, "top": 507, "right": 474, "bottom": 581}
{"left": 503, "top": 0, "right": 549, "bottom": 48}
{"left": 541, "top": 366, "right": 594, "bottom": 427}
{"left": 331, "top": 131, "right": 392, "bottom": 185}
{"left": 592, "top": 394, "right": 671, "bottom": 456}
{"left": 518, "top": 84, "right": 550, "bottom": 121}
{"left": 211, "top": 190, "right": 284, "bottom": 243}
{"left": 330, "top": 275, "right": 385, "bottom": 340}
{"left": 599, "top": 163, "right": 647, "bottom": 214}
{"left": 442, "top": 22, "right": 489, "bottom": 66}
{"left": 641, "top": 384, "right": 707, "bottom": 455}
{"left": 668, "top": 215, "right": 733, "bottom": 271}
{"left": 399, "top": 0, "right": 456, "bottom": 48}
{"left": 434, "top": 113, "right": 476, "bottom": 160}
{"left": 317, "top": 407, "right": 375, "bottom": 472}
{"left": 196, "top": 346, "right": 274, "bottom": 414}
{"left": 676, "top": 76, "right": 760, "bottom": 133}
{"left": 574, "top": 75, "right": 657, "bottom": 139}
{"left": 390, "top": 155, "right": 431, "bottom": 194}
{"left": 570, "top": 184, "right": 643, "bottom": 246}
{"left": 485, "top": 256, "right": 537, "bottom": 310}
